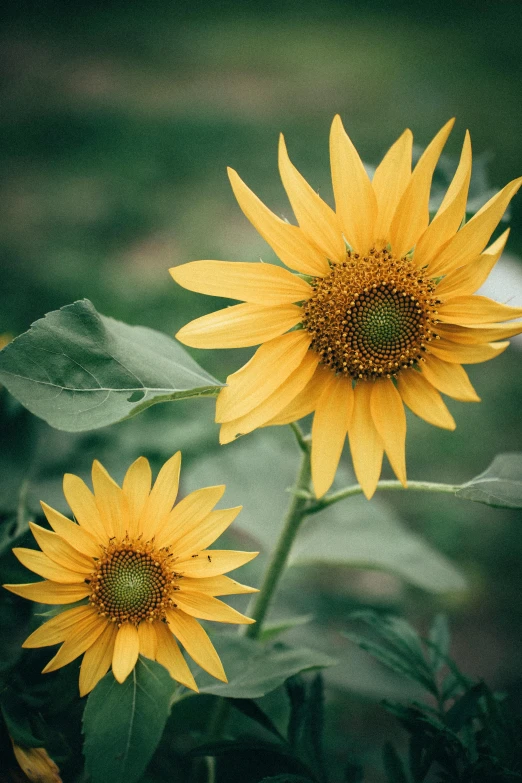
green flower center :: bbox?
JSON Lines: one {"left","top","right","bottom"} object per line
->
{"left": 302, "top": 247, "right": 440, "bottom": 380}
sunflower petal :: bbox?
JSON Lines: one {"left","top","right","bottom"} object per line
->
{"left": 156, "top": 485, "right": 225, "bottom": 550}
{"left": 173, "top": 592, "right": 254, "bottom": 624}
{"left": 428, "top": 177, "right": 522, "bottom": 277}
{"left": 437, "top": 295, "right": 522, "bottom": 325}
{"left": 79, "top": 623, "right": 117, "bottom": 696}
{"left": 176, "top": 303, "right": 302, "bottom": 349}
{"left": 428, "top": 340, "right": 509, "bottom": 364}
{"left": 437, "top": 322, "right": 522, "bottom": 344}
{"left": 13, "top": 548, "right": 85, "bottom": 584}
{"left": 262, "top": 363, "right": 330, "bottom": 426}
{"left": 139, "top": 452, "right": 181, "bottom": 539}
{"left": 435, "top": 229, "right": 510, "bottom": 299}
{"left": 122, "top": 457, "right": 152, "bottom": 538}
{"left": 3, "top": 580, "right": 90, "bottom": 604}
{"left": 216, "top": 330, "right": 311, "bottom": 422}
{"left": 40, "top": 502, "right": 100, "bottom": 559}
{"left": 415, "top": 130, "right": 472, "bottom": 267}
{"left": 28, "top": 523, "right": 94, "bottom": 574}
{"left": 42, "top": 613, "right": 106, "bottom": 673}
{"left": 278, "top": 134, "right": 345, "bottom": 261}
{"left": 63, "top": 474, "right": 106, "bottom": 542}
{"left": 175, "top": 550, "right": 258, "bottom": 578}
{"left": 22, "top": 605, "right": 96, "bottom": 648}
{"left": 348, "top": 381, "right": 384, "bottom": 499}
{"left": 179, "top": 575, "right": 258, "bottom": 596}
{"left": 397, "top": 371, "right": 456, "bottom": 430}
{"left": 112, "top": 623, "right": 140, "bottom": 683}
{"left": 154, "top": 620, "right": 198, "bottom": 691}
{"left": 220, "top": 350, "right": 319, "bottom": 443}
{"left": 390, "top": 119, "right": 454, "bottom": 257}
{"left": 172, "top": 506, "right": 241, "bottom": 560}
{"left": 311, "top": 373, "right": 353, "bottom": 498}
{"left": 370, "top": 378, "right": 407, "bottom": 486}
{"left": 330, "top": 114, "right": 377, "bottom": 253}
{"left": 92, "top": 461, "right": 129, "bottom": 541}
{"left": 228, "top": 168, "right": 329, "bottom": 276}
{"left": 170, "top": 260, "right": 312, "bottom": 304}
{"left": 137, "top": 620, "right": 158, "bottom": 660}
{"left": 372, "top": 128, "right": 412, "bottom": 242}
{"left": 165, "top": 608, "right": 227, "bottom": 682}
{"left": 421, "top": 355, "right": 480, "bottom": 401}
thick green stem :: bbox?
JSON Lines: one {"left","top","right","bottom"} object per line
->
{"left": 305, "top": 479, "right": 460, "bottom": 515}
{"left": 244, "top": 435, "right": 312, "bottom": 640}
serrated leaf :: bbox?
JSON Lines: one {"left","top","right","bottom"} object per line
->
{"left": 82, "top": 657, "right": 176, "bottom": 783}
{"left": 197, "top": 634, "right": 336, "bottom": 699}
{"left": 456, "top": 453, "right": 522, "bottom": 508}
{"left": 0, "top": 300, "right": 222, "bottom": 432}
{"left": 289, "top": 497, "right": 466, "bottom": 594}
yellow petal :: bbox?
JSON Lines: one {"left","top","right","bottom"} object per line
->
{"left": 347, "top": 381, "right": 383, "bottom": 499}
{"left": 421, "top": 355, "right": 480, "bottom": 401}
{"left": 397, "top": 371, "right": 456, "bottom": 430}
{"left": 3, "top": 580, "right": 90, "bottom": 604}
{"left": 372, "top": 128, "right": 412, "bottom": 242}
{"left": 12, "top": 743, "right": 62, "bottom": 783}
{"left": 42, "top": 613, "right": 106, "bottom": 673}
{"left": 155, "top": 485, "right": 225, "bottom": 550}
{"left": 428, "top": 177, "right": 522, "bottom": 277}
{"left": 112, "top": 623, "right": 140, "bottom": 683}
{"left": 63, "top": 473, "right": 107, "bottom": 542}
{"left": 23, "top": 605, "right": 96, "bottom": 648}
{"left": 437, "top": 295, "right": 522, "bottom": 325}
{"left": 219, "top": 350, "right": 319, "bottom": 443}
{"left": 170, "top": 259, "right": 312, "bottom": 304}
{"left": 166, "top": 608, "right": 227, "bottom": 682}
{"left": 173, "top": 592, "right": 254, "bottom": 624}
{"left": 92, "top": 461, "right": 130, "bottom": 541}
{"left": 428, "top": 339, "right": 509, "bottom": 364}
{"left": 415, "top": 130, "right": 472, "bottom": 267}
{"left": 139, "top": 452, "right": 181, "bottom": 539}
{"left": 390, "top": 119, "right": 454, "bottom": 257}
{"left": 437, "top": 322, "right": 522, "bottom": 344}
{"left": 176, "top": 303, "right": 302, "bottom": 349}
{"left": 262, "top": 362, "right": 330, "bottom": 427}
{"left": 179, "top": 575, "right": 258, "bottom": 596}
{"left": 122, "top": 457, "right": 152, "bottom": 538}
{"left": 311, "top": 373, "right": 353, "bottom": 498}
{"left": 39, "top": 503, "right": 99, "bottom": 558}
{"left": 228, "top": 168, "right": 329, "bottom": 276}
{"left": 29, "top": 523, "right": 93, "bottom": 574}
{"left": 172, "top": 506, "right": 242, "bottom": 560}
{"left": 216, "top": 330, "right": 311, "bottom": 422}
{"left": 435, "top": 229, "right": 510, "bottom": 298}
{"left": 176, "top": 550, "right": 258, "bottom": 578}
{"left": 370, "top": 378, "right": 407, "bottom": 486}
{"left": 278, "top": 134, "right": 345, "bottom": 262}
{"left": 13, "top": 548, "right": 85, "bottom": 584}
{"left": 79, "top": 623, "right": 117, "bottom": 696}
{"left": 154, "top": 620, "right": 198, "bottom": 691}
{"left": 137, "top": 620, "right": 158, "bottom": 660}
{"left": 330, "top": 114, "right": 377, "bottom": 254}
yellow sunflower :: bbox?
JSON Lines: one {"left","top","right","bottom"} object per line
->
{"left": 4, "top": 455, "right": 257, "bottom": 696}
{"left": 170, "top": 117, "right": 522, "bottom": 499}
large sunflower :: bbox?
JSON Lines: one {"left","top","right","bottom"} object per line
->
{"left": 4, "top": 455, "right": 257, "bottom": 696}
{"left": 170, "top": 117, "right": 522, "bottom": 499}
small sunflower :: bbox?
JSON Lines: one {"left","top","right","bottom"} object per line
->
{"left": 4, "top": 455, "right": 257, "bottom": 696}
{"left": 170, "top": 117, "right": 522, "bottom": 499}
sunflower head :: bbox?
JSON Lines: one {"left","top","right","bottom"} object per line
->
{"left": 170, "top": 117, "right": 522, "bottom": 500}
{"left": 4, "top": 455, "right": 258, "bottom": 696}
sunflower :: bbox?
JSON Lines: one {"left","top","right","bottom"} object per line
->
{"left": 4, "top": 455, "right": 257, "bottom": 696}
{"left": 170, "top": 117, "right": 522, "bottom": 499}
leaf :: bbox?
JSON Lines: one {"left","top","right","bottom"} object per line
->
{"left": 286, "top": 674, "right": 326, "bottom": 782}
{"left": 259, "top": 776, "right": 315, "bottom": 783}
{"left": 428, "top": 614, "right": 451, "bottom": 673}
{"left": 289, "top": 497, "right": 466, "bottom": 594}
{"left": 382, "top": 743, "right": 410, "bottom": 783}
{"left": 197, "top": 634, "right": 336, "bottom": 699}
{"left": 0, "top": 300, "right": 222, "bottom": 432}
{"left": 229, "top": 699, "right": 286, "bottom": 742}
{"left": 456, "top": 453, "right": 522, "bottom": 508}
{"left": 260, "top": 616, "right": 315, "bottom": 643}
{"left": 0, "top": 690, "right": 44, "bottom": 748}
{"left": 82, "top": 656, "right": 176, "bottom": 783}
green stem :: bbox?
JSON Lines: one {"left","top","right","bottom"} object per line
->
{"left": 244, "top": 428, "right": 312, "bottom": 640}
{"left": 305, "top": 479, "right": 460, "bottom": 515}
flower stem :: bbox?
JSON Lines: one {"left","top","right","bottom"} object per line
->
{"left": 244, "top": 426, "right": 312, "bottom": 640}
{"left": 304, "top": 479, "right": 460, "bottom": 515}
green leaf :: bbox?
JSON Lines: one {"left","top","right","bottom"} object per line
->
{"left": 82, "top": 657, "right": 176, "bottom": 783}
{"left": 259, "top": 615, "right": 315, "bottom": 642}
{"left": 456, "top": 453, "right": 522, "bottom": 508}
{"left": 229, "top": 699, "right": 286, "bottom": 742}
{"left": 0, "top": 690, "right": 44, "bottom": 748}
{"left": 197, "top": 634, "right": 336, "bottom": 699}
{"left": 382, "top": 743, "right": 410, "bottom": 783}
{"left": 289, "top": 497, "right": 466, "bottom": 594}
{"left": 0, "top": 300, "right": 222, "bottom": 432}
{"left": 427, "top": 614, "right": 451, "bottom": 673}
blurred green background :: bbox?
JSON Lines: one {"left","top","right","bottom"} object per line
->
{"left": 1, "top": 0, "right": 522, "bottom": 779}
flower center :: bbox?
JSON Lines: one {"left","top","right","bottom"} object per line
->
{"left": 302, "top": 247, "right": 440, "bottom": 380}
{"left": 88, "top": 541, "right": 176, "bottom": 625}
